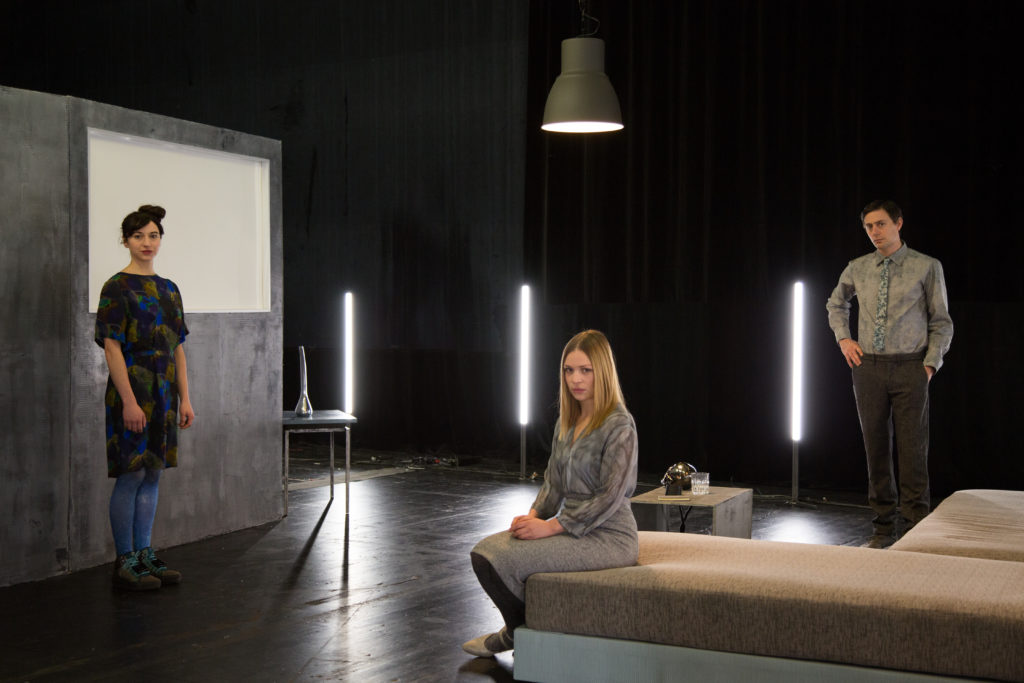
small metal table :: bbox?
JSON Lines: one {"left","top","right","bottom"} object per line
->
{"left": 630, "top": 485, "right": 753, "bottom": 538}
{"left": 282, "top": 410, "right": 357, "bottom": 516}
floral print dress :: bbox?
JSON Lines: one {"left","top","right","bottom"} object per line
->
{"left": 95, "top": 273, "right": 188, "bottom": 477}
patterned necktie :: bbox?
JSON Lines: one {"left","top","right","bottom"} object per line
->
{"left": 873, "top": 257, "right": 891, "bottom": 352}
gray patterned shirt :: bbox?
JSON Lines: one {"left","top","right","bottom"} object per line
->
{"left": 826, "top": 242, "right": 953, "bottom": 370}
{"left": 533, "top": 404, "right": 638, "bottom": 538}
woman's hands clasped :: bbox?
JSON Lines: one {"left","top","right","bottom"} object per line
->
{"left": 509, "top": 510, "right": 565, "bottom": 540}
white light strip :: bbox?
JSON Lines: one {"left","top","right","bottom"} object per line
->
{"left": 344, "top": 292, "right": 354, "bottom": 414}
{"left": 519, "top": 285, "right": 531, "bottom": 426}
{"left": 791, "top": 282, "right": 804, "bottom": 442}
{"left": 541, "top": 121, "right": 624, "bottom": 133}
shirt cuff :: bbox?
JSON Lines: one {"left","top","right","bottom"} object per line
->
{"left": 555, "top": 513, "right": 583, "bottom": 538}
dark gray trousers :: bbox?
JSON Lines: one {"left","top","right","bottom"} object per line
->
{"left": 851, "top": 353, "right": 931, "bottom": 535}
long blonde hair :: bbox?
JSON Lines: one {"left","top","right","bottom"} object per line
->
{"left": 557, "top": 329, "right": 626, "bottom": 440}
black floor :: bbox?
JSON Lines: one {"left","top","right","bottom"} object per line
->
{"left": 0, "top": 448, "right": 880, "bottom": 683}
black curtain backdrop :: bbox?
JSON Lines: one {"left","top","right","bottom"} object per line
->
{"left": 2, "top": 0, "right": 1022, "bottom": 495}
{"left": 1, "top": 0, "right": 529, "bottom": 458}
{"left": 524, "top": 0, "right": 1024, "bottom": 493}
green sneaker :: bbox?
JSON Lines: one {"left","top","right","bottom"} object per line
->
{"left": 137, "top": 547, "right": 182, "bottom": 585}
{"left": 112, "top": 551, "right": 161, "bottom": 591}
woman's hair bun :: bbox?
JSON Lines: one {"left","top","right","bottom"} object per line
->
{"left": 138, "top": 205, "right": 166, "bottom": 221}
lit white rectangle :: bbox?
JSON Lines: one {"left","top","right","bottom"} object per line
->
{"left": 88, "top": 128, "right": 271, "bottom": 312}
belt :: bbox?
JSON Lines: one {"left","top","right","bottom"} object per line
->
{"left": 860, "top": 352, "right": 925, "bottom": 362}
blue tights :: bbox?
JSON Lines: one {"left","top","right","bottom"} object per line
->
{"left": 109, "top": 468, "right": 162, "bottom": 557}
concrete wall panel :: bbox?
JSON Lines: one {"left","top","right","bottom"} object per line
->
{"left": 1, "top": 85, "right": 282, "bottom": 584}
{"left": 67, "top": 95, "right": 284, "bottom": 572}
{"left": 0, "top": 86, "right": 72, "bottom": 584}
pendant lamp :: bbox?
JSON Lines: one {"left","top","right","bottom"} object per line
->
{"left": 541, "top": 36, "right": 623, "bottom": 133}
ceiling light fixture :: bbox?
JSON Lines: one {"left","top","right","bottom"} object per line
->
{"left": 541, "top": 2, "right": 623, "bottom": 134}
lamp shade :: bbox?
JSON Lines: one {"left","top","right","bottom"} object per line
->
{"left": 542, "top": 37, "right": 623, "bottom": 133}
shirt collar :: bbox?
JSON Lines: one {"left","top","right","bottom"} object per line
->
{"left": 875, "top": 241, "right": 908, "bottom": 266}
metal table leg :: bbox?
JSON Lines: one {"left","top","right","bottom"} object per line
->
{"left": 283, "top": 429, "right": 290, "bottom": 516}
{"left": 329, "top": 430, "right": 335, "bottom": 500}
{"left": 345, "top": 425, "right": 351, "bottom": 516}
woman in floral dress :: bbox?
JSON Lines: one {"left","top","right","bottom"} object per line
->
{"left": 95, "top": 205, "right": 194, "bottom": 590}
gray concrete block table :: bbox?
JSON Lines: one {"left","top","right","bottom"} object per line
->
{"left": 282, "top": 410, "right": 357, "bottom": 516}
{"left": 630, "top": 486, "right": 753, "bottom": 538}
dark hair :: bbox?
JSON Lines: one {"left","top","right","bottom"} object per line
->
{"left": 860, "top": 200, "right": 902, "bottom": 224}
{"left": 120, "top": 205, "right": 166, "bottom": 242}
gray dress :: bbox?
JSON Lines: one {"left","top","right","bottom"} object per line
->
{"left": 472, "top": 404, "right": 639, "bottom": 601}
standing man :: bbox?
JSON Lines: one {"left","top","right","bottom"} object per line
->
{"left": 827, "top": 200, "right": 953, "bottom": 549}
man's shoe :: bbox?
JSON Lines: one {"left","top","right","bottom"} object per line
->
{"left": 112, "top": 551, "right": 161, "bottom": 591}
{"left": 861, "top": 534, "right": 895, "bottom": 549}
{"left": 462, "top": 627, "right": 514, "bottom": 657}
{"left": 137, "top": 547, "right": 182, "bottom": 585}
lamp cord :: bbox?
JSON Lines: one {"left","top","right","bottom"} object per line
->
{"left": 577, "top": 0, "right": 600, "bottom": 37}
{"left": 677, "top": 505, "right": 693, "bottom": 533}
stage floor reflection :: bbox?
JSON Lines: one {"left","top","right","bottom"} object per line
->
{"left": 1, "top": 455, "right": 881, "bottom": 682}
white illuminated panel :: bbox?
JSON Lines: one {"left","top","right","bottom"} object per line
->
{"left": 88, "top": 128, "right": 271, "bottom": 312}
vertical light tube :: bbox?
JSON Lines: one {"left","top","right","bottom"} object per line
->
{"left": 519, "top": 285, "right": 531, "bottom": 426}
{"left": 519, "top": 285, "right": 530, "bottom": 480}
{"left": 791, "top": 282, "right": 804, "bottom": 441}
{"left": 344, "top": 291, "right": 354, "bottom": 415}
{"left": 790, "top": 281, "right": 805, "bottom": 504}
